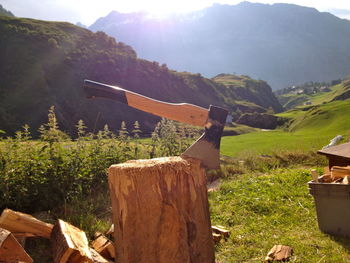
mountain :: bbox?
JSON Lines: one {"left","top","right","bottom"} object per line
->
{"left": 0, "top": 16, "right": 281, "bottom": 136}
{"left": 76, "top": 22, "right": 87, "bottom": 28}
{"left": 0, "top": 4, "right": 14, "bottom": 17}
{"left": 89, "top": 2, "right": 350, "bottom": 90}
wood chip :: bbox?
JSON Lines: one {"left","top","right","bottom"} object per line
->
{"left": 212, "top": 233, "right": 222, "bottom": 244}
{"left": 211, "top": 225, "right": 230, "bottom": 240}
{"left": 265, "top": 245, "right": 293, "bottom": 262}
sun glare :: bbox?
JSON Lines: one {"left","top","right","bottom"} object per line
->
{"left": 107, "top": 0, "right": 234, "bottom": 16}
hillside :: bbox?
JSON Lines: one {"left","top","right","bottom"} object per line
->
{"left": 0, "top": 16, "right": 281, "bottom": 136}
{"left": 0, "top": 4, "right": 14, "bottom": 17}
{"left": 221, "top": 97, "right": 350, "bottom": 157}
{"left": 90, "top": 2, "right": 350, "bottom": 89}
{"left": 275, "top": 78, "right": 350, "bottom": 109}
{"left": 213, "top": 74, "right": 283, "bottom": 113}
{"left": 221, "top": 79, "right": 350, "bottom": 156}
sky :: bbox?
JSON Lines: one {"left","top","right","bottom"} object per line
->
{"left": 2, "top": 0, "right": 350, "bottom": 26}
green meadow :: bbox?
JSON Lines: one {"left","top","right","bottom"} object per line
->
{"left": 211, "top": 167, "right": 350, "bottom": 263}
{"left": 221, "top": 99, "right": 350, "bottom": 157}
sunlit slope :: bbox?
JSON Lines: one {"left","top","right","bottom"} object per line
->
{"left": 280, "top": 99, "right": 350, "bottom": 134}
{"left": 221, "top": 98, "right": 350, "bottom": 157}
{"left": 0, "top": 16, "right": 281, "bottom": 136}
{"left": 277, "top": 79, "right": 350, "bottom": 109}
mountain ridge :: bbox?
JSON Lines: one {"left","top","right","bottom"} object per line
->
{"left": 89, "top": 2, "right": 350, "bottom": 89}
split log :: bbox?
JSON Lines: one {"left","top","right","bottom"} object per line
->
{"left": 108, "top": 156, "right": 215, "bottom": 263}
{"left": 331, "top": 166, "right": 350, "bottom": 180}
{"left": 318, "top": 174, "right": 332, "bottom": 183}
{"left": 310, "top": 169, "right": 318, "bottom": 182}
{"left": 51, "top": 219, "right": 93, "bottom": 263}
{"left": 90, "top": 248, "right": 112, "bottom": 263}
{"left": 91, "top": 232, "right": 115, "bottom": 260}
{"left": 105, "top": 224, "right": 114, "bottom": 237}
{"left": 0, "top": 227, "right": 33, "bottom": 263}
{"left": 0, "top": 209, "right": 53, "bottom": 239}
{"left": 343, "top": 176, "right": 350, "bottom": 184}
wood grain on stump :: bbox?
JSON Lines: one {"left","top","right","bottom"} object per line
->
{"left": 108, "top": 156, "right": 215, "bottom": 263}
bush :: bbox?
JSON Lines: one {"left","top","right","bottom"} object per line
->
{"left": 0, "top": 107, "right": 200, "bottom": 213}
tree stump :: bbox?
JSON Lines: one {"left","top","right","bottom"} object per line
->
{"left": 108, "top": 156, "right": 215, "bottom": 263}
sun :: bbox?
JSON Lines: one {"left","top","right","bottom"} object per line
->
{"left": 109, "top": 0, "right": 221, "bottom": 16}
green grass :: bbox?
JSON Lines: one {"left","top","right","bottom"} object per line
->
{"left": 277, "top": 82, "right": 350, "bottom": 109}
{"left": 220, "top": 98, "right": 349, "bottom": 157}
{"left": 308, "top": 85, "right": 340, "bottom": 105}
{"left": 287, "top": 100, "right": 350, "bottom": 134}
{"left": 221, "top": 131, "right": 327, "bottom": 157}
{"left": 210, "top": 168, "right": 350, "bottom": 262}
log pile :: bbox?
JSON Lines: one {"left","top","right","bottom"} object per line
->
{"left": 0, "top": 209, "right": 115, "bottom": 263}
{"left": 312, "top": 166, "right": 350, "bottom": 184}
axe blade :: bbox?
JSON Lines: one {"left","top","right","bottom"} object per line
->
{"left": 181, "top": 105, "right": 228, "bottom": 169}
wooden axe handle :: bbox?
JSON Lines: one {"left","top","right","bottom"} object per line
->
{"left": 84, "top": 80, "right": 208, "bottom": 127}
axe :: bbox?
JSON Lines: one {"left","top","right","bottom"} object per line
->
{"left": 84, "top": 80, "right": 228, "bottom": 169}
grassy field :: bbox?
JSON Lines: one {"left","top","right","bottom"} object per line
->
{"left": 210, "top": 167, "right": 350, "bottom": 262}
{"left": 221, "top": 131, "right": 327, "bottom": 157}
{"left": 221, "top": 99, "right": 350, "bottom": 157}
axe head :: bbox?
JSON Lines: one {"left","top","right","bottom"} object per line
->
{"left": 181, "top": 105, "right": 228, "bottom": 169}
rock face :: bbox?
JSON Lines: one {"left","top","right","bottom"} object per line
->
{"left": 236, "top": 113, "right": 278, "bottom": 129}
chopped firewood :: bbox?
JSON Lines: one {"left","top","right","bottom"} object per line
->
{"left": 212, "top": 233, "right": 222, "bottom": 244}
{"left": 324, "top": 166, "right": 330, "bottom": 174}
{"left": 90, "top": 248, "right": 113, "bottom": 263}
{"left": 311, "top": 169, "right": 318, "bottom": 182}
{"left": 0, "top": 209, "right": 53, "bottom": 239}
{"left": 332, "top": 177, "right": 344, "bottom": 184}
{"left": 265, "top": 245, "right": 293, "bottom": 262}
{"left": 91, "top": 232, "right": 115, "bottom": 260}
{"left": 212, "top": 225, "right": 230, "bottom": 240}
{"left": 342, "top": 176, "right": 350, "bottom": 184}
{"left": 331, "top": 166, "right": 350, "bottom": 180}
{"left": 0, "top": 227, "right": 33, "bottom": 263}
{"left": 318, "top": 174, "right": 332, "bottom": 183}
{"left": 105, "top": 224, "right": 114, "bottom": 236}
{"left": 51, "top": 219, "right": 93, "bottom": 263}
{"left": 14, "top": 235, "right": 27, "bottom": 247}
